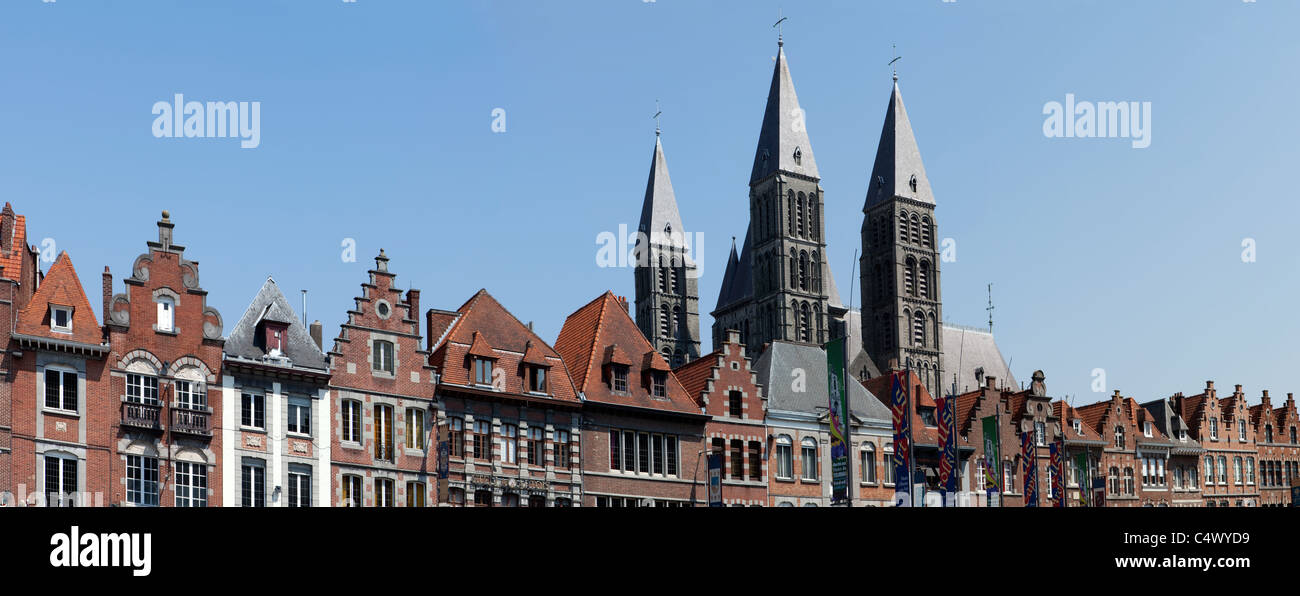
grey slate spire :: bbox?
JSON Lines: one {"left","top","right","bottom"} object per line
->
{"left": 634, "top": 133, "right": 700, "bottom": 366}
{"left": 864, "top": 82, "right": 934, "bottom": 209}
{"left": 750, "top": 44, "right": 819, "bottom": 184}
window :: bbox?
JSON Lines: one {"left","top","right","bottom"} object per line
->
{"left": 912, "top": 311, "right": 925, "bottom": 346}
{"left": 611, "top": 365, "right": 629, "bottom": 393}
{"left": 449, "top": 417, "right": 464, "bottom": 457}
{"left": 126, "top": 455, "right": 158, "bottom": 506}
{"left": 884, "top": 443, "right": 896, "bottom": 485}
{"left": 665, "top": 436, "right": 678, "bottom": 476}
{"left": 528, "top": 365, "right": 548, "bottom": 394}
{"left": 374, "top": 479, "right": 394, "bottom": 507}
{"left": 610, "top": 430, "right": 621, "bottom": 470}
{"left": 1291, "top": 427, "right": 1297, "bottom": 445}
{"left": 373, "top": 340, "right": 395, "bottom": 373}
{"left": 1209, "top": 418, "right": 1219, "bottom": 440}
{"left": 241, "top": 459, "right": 265, "bottom": 507}
{"left": 861, "top": 444, "right": 877, "bottom": 484}
{"left": 126, "top": 373, "right": 159, "bottom": 404}
{"left": 1005, "top": 459, "right": 1016, "bottom": 494}
{"left": 474, "top": 357, "right": 493, "bottom": 386}
{"left": 1233, "top": 457, "right": 1243, "bottom": 485}
{"left": 730, "top": 439, "right": 744, "bottom": 477}
{"left": 651, "top": 371, "right": 667, "bottom": 398}
{"left": 474, "top": 420, "right": 491, "bottom": 461}
{"left": 1035, "top": 422, "right": 1046, "bottom": 446}
{"left": 405, "top": 408, "right": 425, "bottom": 450}
{"left": 156, "top": 297, "right": 174, "bottom": 331}
{"left": 1144, "top": 422, "right": 1152, "bottom": 438}
{"left": 1239, "top": 423, "right": 1246, "bottom": 442}
{"left": 1246, "top": 457, "right": 1255, "bottom": 485}
{"left": 919, "top": 407, "right": 936, "bottom": 427}
{"left": 556, "top": 430, "right": 572, "bottom": 469}
{"left": 1072, "top": 419, "right": 1082, "bottom": 435}
{"left": 174, "top": 461, "right": 207, "bottom": 507}
{"left": 775, "top": 435, "right": 793, "bottom": 480}
{"left": 528, "top": 426, "right": 544, "bottom": 466}
{"left": 241, "top": 392, "right": 265, "bottom": 429}
{"left": 638, "top": 433, "right": 650, "bottom": 473}
{"left": 499, "top": 424, "right": 518, "bottom": 464}
{"left": 654, "top": 435, "right": 667, "bottom": 475}
{"left": 407, "top": 482, "right": 426, "bottom": 507}
{"left": 44, "top": 455, "right": 78, "bottom": 507}
{"left": 1109, "top": 467, "right": 1120, "bottom": 494}
{"left": 374, "top": 405, "right": 394, "bottom": 462}
{"left": 287, "top": 397, "right": 311, "bottom": 436}
{"left": 44, "top": 368, "right": 78, "bottom": 411}
{"left": 449, "top": 488, "right": 466, "bottom": 507}
{"left": 51, "top": 306, "right": 73, "bottom": 332}
{"left": 341, "top": 475, "right": 362, "bottom": 507}
{"left": 1204, "top": 456, "right": 1214, "bottom": 485}
{"left": 286, "top": 466, "right": 311, "bottom": 508}
{"left": 749, "top": 441, "right": 762, "bottom": 480}
{"left": 1124, "top": 467, "right": 1135, "bottom": 496}
{"left": 341, "top": 400, "right": 362, "bottom": 443}
{"left": 801, "top": 437, "right": 818, "bottom": 481}
{"left": 1217, "top": 456, "right": 1227, "bottom": 484}
{"left": 622, "top": 431, "right": 636, "bottom": 471}
{"left": 1266, "top": 425, "right": 1274, "bottom": 443}
{"left": 175, "top": 380, "right": 205, "bottom": 410}
{"left": 728, "top": 391, "right": 743, "bottom": 418}
{"left": 1114, "top": 426, "right": 1125, "bottom": 450}
{"left": 474, "top": 490, "right": 493, "bottom": 507}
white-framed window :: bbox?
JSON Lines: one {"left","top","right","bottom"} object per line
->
{"left": 287, "top": 396, "right": 311, "bottom": 436}
{"left": 498, "top": 424, "right": 518, "bottom": 464}
{"left": 774, "top": 435, "right": 793, "bottom": 480}
{"left": 341, "top": 474, "right": 362, "bottom": 507}
{"left": 374, "top": 478, "right": 394, "bottom": 507}
{"left": 175, "top": 380, "right": 205, "bottom": 410}
{"left": 1072, "top": 419, "right": 1082, "bottom": 435}
{"left": 126, "top": 373, "right": 159, "bottom": 405}
{"left": 1233, "top": 457, "right": 1243, "bottom": 485}
{"left": 373, "top": 340, "right": 395, "bottom": 374}
{"left": 800, "top": 437, "right": 819, "bottom": 481}
{"left": 885, "top": 443, "right": 896, "bottom": 486}
{"left": 405, "top": 407, "right": 425, "bottom": 450}
{"left": 44, "top": 368, "right": 78, "bottom": 412}
{"left": 861, "top": 444, "right": 877, "bottom": 484}
{"left": 156, "top": 297, "right": 175, "bottom": 332}
{"left": 175, "top": 461, "right": 207, "bottom": 507}
{"left": 1144, "top": 421, "right": 1152, "bottom": 438}
{"left": 374, "top": 404, "right": 394, "bottom": 462}
{"left": 1209, "top": 418, "right": 1219, "bottom": 441}
{"left": 51, "top": 306, "right": 73, "bottom": 333}
{"left": 286, "top": 465, "right": 311, "bottom": 508}
{"left": 341, "top": 399, "right": 362, "bottom": 443}
{"left": 241, "top": 459, "right": 266, "bottom": 507}
{"left": 1035, "top": 421, "right": 1046, "bottom": 446}
{"left": 44, "top": 454, "right": 78, "bottom": 507}
{"left": 1239, "top": 423, "right": 1246, "bottom": 442}
{"left": 126, "top": 455, "right": 159, "bottom": 506}
{"left": 241, "top": 392, "right": 265, "bottom": 429}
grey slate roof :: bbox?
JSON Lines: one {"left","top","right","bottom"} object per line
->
{"left": 864, "top": 82, "right": 934, "bottom": 210}
{"left": 636, "top": 136, "right": 691, "bottom": 257}
{"left": 941, "top": 324, "right": 1015, "bottom": 394}
{"left": 755, "top": 340, "right": 890, "bottom": 423}
{"left": 750, "top": 44, "right": 819, "bottom": 184}
{"left": 224, "top": 277, "right": 327, "bottom": 371}
{"left": 714, "top": 230, "right": 752, "bottom": 311}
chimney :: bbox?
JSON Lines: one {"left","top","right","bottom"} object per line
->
{"left": 102, "top": 266, "right": 112, "bottom": 325}
{"left": 613, "top": 295, "right": 629, "bottom": 312}
{"left": 406, "top": 288, "right": 420, "bottom": 327}
{"left": 985, "top": 375, "right": 996, "bottom": 390}
{"left": 1234, "top": 384, "right": 1243, "bottom": 395}
{"left": 1261, "top": 390, "right": 1272, "bottom": 409}
{"left": 1206, "top": 380, "right": 1216, "bottom": 398}
{"left": 309, "top": 321, "right": 323, "bottom": 351}
{"left": 527, "top": 321, "right": 534, "bottom": 331}
{"left": 726, "top": 328, "right": 741, "bottom": 345}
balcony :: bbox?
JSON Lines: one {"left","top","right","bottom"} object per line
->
{"left": 170, "top": 405, "right": 213, "bottom": 437}
{"left": 121, "top": 400, "right": 162, "bottom": 432}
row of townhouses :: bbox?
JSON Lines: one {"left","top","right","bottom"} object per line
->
{"left": 1, "top": 39, "right": 1296, "bottom": 507}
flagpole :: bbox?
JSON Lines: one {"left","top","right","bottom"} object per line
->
{"left": 907, "top": 361, "right": 917, "bottom": 507}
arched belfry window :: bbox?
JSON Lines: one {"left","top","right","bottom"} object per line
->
{"left": 808, "top": 194, "right": 819, "bottom": 241}
{"left": 904, "top": 258, "right": 916, "bottom": 297}
{"left": 788, "top": 249, "right": 798, "bottom": 289}
{"left": 659, "top": 305, "right": 669, "bottom": 337}
{"left": 910, "top": 214, "right": 920, "bottom": 246}
{"left": 796, "top": 192, "right": 806, "bottom": 238}
{"left": 899, "top": 212, "right": 909, "bottom": 244}
{"left": 787, "top": 191, "right": 795, "bottom": 236}
{"left": 912, "top": 311, "right": 925, "bottom": 347}
{"left": 810, "top": 251, "right": 821, "bottom": 293}
{"left": 918, "top": 260, "right": 930, "bottom": 299}
{"left": 798, "top": 250, "right": 809, "bottom": 291}
{"left": 799, "top": 302, "right": 811, "bottom": 342}
{"left": 921, "top": 216, "right": 932, "bottom": 248}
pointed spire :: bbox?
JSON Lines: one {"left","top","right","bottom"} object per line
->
{"left": 715, "top": 231, "right": 752, "bottom": 311}
{"left": 637, "top": 135, "right": 688, "bottom": 251}
{"left": 750, "top": 43, "right": 819, "bottom": 184}
{"left": 864, "top": 81, "right": 934, "bottom": 210}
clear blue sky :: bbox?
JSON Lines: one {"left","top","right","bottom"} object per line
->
{"left": 3, "top": 1, "right": 1297, "bottom": 408}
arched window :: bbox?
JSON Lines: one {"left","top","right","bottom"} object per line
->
{"left": 1233, "top": 457, "right": 1243, "bottom": 485}
{"left": 1217, "top": 456, "right": 1227, "bottom": 484}
{"left": 800, "top": 437, "right": 818, "bottom": 481}
{"left": 910, "top": 214, "right": 920, "bottom": 245}
{"left": 1115, "top": 426, "right": 1125, "bottom": 450}
{"left": 918, "top": 260, "right": 930, "bottom": 299}
{"left": 1205, "top": 456, "right": 1214, "bottom": 485}
{"left": 156, "top": 296, "right": 175, "bottom": 332}
{"left": 789, "top": 249, "right": 798, "bottom": 288}
{"left": 813, "top": 303, "right": 822, "bottom": 343}
{"left": 796, "top": 192, "right": 806, "bottom": 238}
{"left": 879, "top": 315, "right": 891, "bottom": 350}
{"left": 861, "top": 444, "right": 877, "bottom": 484}
{"left": 884, "top": 442, "right": 896, "bottom": 485}
{"left": 657, "top": 255, "right": 667, "bottom": 293}
{"left": 669, "top": 264, "right": 679, "bottom": 294}
{"left": 775, "top": 435, "right": 793, "bottom": 480}
{"left": 787, "top": 191, "right": 795, "bottom": 235}
{"left": 874, "top": 264, "right": 884, "bottom": 301}
{"left": 808, "top": 194, "right": 819, "bottom": 241}
{"left": 1124, "top": 467, "right": 1135, "bottom": 495}
{"left": 1109, "top": 466, "right": 1120, "bottom": 494}
{"left": 810, "top": 251, "right": 821, "bottom": 292}
{"left": 898, "top": 212, "right": 909, "bottom": 244}
{"left": 912, "top": 311, "right": 925, "bottom": 347}
{"left": 798, "top": 250, "right": 809, "bottom": 291}
{"left": 904, "top": 258, "right": 916, "bottom": 296}
{"left": 799, "top": 302, "right": 811, "bottom": 342}
{"left": 659, "top": 305, "right": 669, "bottom": 337}
{"left": 921, "top": 216, "right": 932, "bottom": 248}
{"left": 671, "top": 306, "right": 680, "bottom": 336}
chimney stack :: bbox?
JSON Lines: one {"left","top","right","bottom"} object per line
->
{"left": 406, "top": 288, "right": 420, "bottom": 329}
{"left": 309, "top": 321, "right": 323, "bottom": 351}
{"left": 102, "top": 266, "right": 112, "bottom": 326}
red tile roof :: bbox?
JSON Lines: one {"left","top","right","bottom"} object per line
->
{"left": 1053, "top": 401, "right": 1104, "bottom": 442}
{"left": 0, "top": 203, "right": 28, "bottom": 281}
{"left": 555, "top": 291, "right": 700, "bottom": 416}
{"left": 16, "top": 252, "right": 103, "bottom": 345}
{"left": 429, "top": 289, "right": 579, "bottom": 403}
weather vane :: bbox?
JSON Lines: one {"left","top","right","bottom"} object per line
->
{"left": 889, "top": 43, "right": 901, "bottom": 82}
{"left": 774, "top": 9, "right": 787, "bottom": 46}
{"left": 652, "top": 99, "right": 662, "bottom": 136}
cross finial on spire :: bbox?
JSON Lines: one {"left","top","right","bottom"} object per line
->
{"left": 889, "top": 43, "right": 901, "bottom": 82}
{"left": 652, "top": 99, "right": 662, "bottom": 137}
{"left": 773, "top": 9, "right": 787, "bottom": 47}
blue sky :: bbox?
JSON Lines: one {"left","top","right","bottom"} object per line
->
{"left": 2, "top": 0, "right": 1297, "bottom": 408}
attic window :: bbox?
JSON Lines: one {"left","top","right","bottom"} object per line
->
{"left": 876, "top": 175, "right": 884, "bottom": 188}
{"left": 156, "top": 297, "right": 175, "bottom": 332}
{"left": 1072, "top": 419, "right": 1081, "bottom": 434}
{"left": 793, "top": 146, "right": 802, "bottom": 164}
{"left": 51, "top": 306, "right": 73, "bottom": 333}
{"left": 611, "top": 364, "right": 629, "bottom": 393}
{"left": 761, "top": 148, "right": 770, "bottom": 163}
{"left": 650, "top": 370, "right": 667, "bottom": 398}
{"left": 376, "top": 301, "right": 391, "bottom": 319}
{"left": 908, "top": 174, "right": 918, "bottom": 193}
{"left": 1144, "top": 421, "right": 1152, "bottom": 438}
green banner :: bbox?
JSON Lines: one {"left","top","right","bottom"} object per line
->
{"left": 826, "top": 337, "right": 849, "bottom": 503}
{"left": 981, "top": 415, "right": 1000, "bottom": 493}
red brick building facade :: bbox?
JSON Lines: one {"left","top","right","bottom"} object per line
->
{"left": 427, "top": 289, "right": 583, "bottom": 507}
{"left": 0, "top": 203, "right": 41, "bottom": 503}
{"left": 104, "top": 211, "right": 225, "bottom": 506}
{"left": 1250, "top": 391, "right": 1299, "bottom": 507}
{"left": 1173, "top": 382, "right": 1261, "bottom": 507}
{"left": 556, "top": 292, "right": 708, "bottom": 507}
{"left": 674, "top": 329, "right": 767, "bottom": 506}
{"left": 327, "top": 250, "right": 436, "bottom": 507}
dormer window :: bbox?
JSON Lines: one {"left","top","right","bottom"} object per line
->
{"left": 1072, "top": 419, "right": 1082, "bottom": 435}
{"left": 50, "top": 306, "right": 73, "bottom": 333}
{"left": 650, "top": 371, "right": 666, "bottom": 398}
{"left": 611, "top": 365, "right": 629, "bottom": 393}
{"left": 918, "top": 406, "right": 936, "bottom": 427}
{"left": 1144, "top": 421, "right": 1152, "bottom": 438}
{"left": 473, "top": 357, "right": 494, "bottom": 387}
{"left": 1179, "top": 429, "right": 1187, "bottom": 442}
{"left": 156, "top": 297, "right": 175, "bottom": 332}
{"left": 527, "top": 364, "right": 548, "bottom": 394}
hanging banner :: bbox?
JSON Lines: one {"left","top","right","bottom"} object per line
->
{"left": 826, "top": 337, "right": 850, "bottom": 504}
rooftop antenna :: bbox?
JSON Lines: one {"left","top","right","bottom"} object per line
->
{"left": 773, "top": 10, "right": 787, "bottom": 47}
{"left": 889, "top": 43, "right": 901, "bottom": 82}
{"left": 652, "top": 99, "right": 662, "bottom": 137}
{"left": 986, "top": 283, "right": 995, "bottom": 332}
{"left": 301, "top": 289, "right": 308, "bottom": 323}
